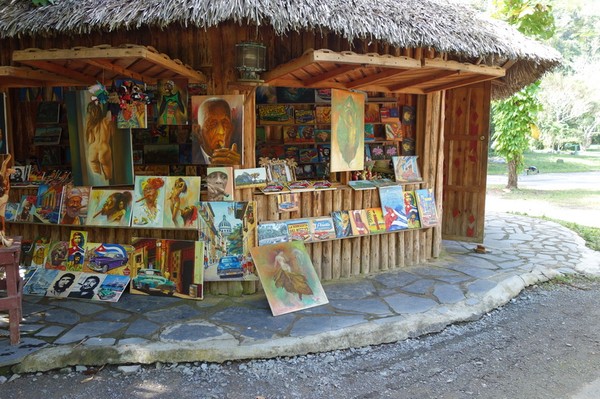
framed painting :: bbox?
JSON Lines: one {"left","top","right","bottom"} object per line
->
{"left": 330, "top": 89, "right": 365, "bottom": 172}
{"left": 86, "top": 189, "right": 134, "bottom": 227}
{"left": 191, "top": 95, "right": 244, "bottom": 165}
{"left": 250, "top": 241, "right": 329, "bottom": 316}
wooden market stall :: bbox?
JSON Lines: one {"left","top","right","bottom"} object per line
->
{"left": 0, "top": 0, "right": 560, "bottom": 297}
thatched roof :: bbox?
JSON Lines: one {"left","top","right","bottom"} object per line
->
{"left": 0, "top": 0, "right": 560, "bottom": 97}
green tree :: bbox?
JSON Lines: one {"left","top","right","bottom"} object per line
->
{"left": 490, "top": 0, "right": 555, "bottom": 188}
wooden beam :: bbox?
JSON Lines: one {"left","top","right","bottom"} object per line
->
{"left": 0, "top": 66, "right": 83, "bottom": 86}
{"left": 12, "top": 60, "right": 94, "bottom": 84}
{"left": 345, "top": 68, "right": 413, "bottom": 89}
{"left": 424, "top": 74, "right": 499, "bottom": 93}
{"left": 302, "top": 64, "right": 357, "bottom": 86}
{"left": 387, "top": 70, "right": 459, "bottom": 91}
{"left": 424, "top": 58, "right": 505, "bottom": 77}
{"left": 13, "top": 45, "right": 205, "bottom": 83}
{"left": 83, "top": 59, "right": 153, "bottom": 84}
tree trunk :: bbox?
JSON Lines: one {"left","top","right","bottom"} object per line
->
{"left": 507, "top": 159, "right": 518, "bottom": 189}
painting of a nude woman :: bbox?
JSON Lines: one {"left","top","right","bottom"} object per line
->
{"left": 72, "top": 91, "right": 134, "bottom": 186}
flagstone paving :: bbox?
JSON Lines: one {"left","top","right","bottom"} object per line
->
{"left": 1, "top": 212, "right": 599, "bottom": 373}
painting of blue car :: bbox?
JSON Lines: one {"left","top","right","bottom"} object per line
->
{"left": 217, "top": 256, "right": 244, "bottom": 279}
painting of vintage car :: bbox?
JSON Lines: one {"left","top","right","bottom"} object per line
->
{"left": 217, "top": 256, "right": 244, "bottom": 279}
{"left": 132, "top": 268, "right": 176, "bottom": 295}
{"left": 87, "top": 254, "right": 128, "bottom": 274}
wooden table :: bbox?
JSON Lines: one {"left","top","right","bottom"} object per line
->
{"left": 0, "top": 241, "right": 22, "bottom": 345}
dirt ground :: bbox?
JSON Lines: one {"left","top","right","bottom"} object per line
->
{"left": 2, "top": 276, "right": 600, "bottom": 399}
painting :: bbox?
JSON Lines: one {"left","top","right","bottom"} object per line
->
{"left": 206, "top": 167, "right": 234, "bottom": 201}
{"left": 4, "top": 202, "right": 19, "bottom": 222}
{"left": 378, "top": 185, "right": 408, "bottom": 231}
{"left": 44, "top": 241, "right": 69, "bottom": 270}
{"left": 234, "top": 167, "right": 268, "bottom": 189}
{"left": 157, "top": 78, "right": 188, "bottom": 125}
{"left": 392, "top": 156, "right": 422, "bottom": 182}
{"left": 32, "top": 183, "right": 64, "bottom": 224}
{"left": 30, "top": 243, "right": 49, "bottom": 268}
{"left": 67, "top": 273, "right": 107, "bottom": 299}
{"left": 349, "top": 209, "right": 370, "bottom": 236}
{"left": 330, "top": 89, "right": 365, "bottom": 172}
{"left": 331, "top": 210, "right": 352, "bottom": 238}
{"left": 191, "top": 95, "right": 244, "bottom": 165}
{"left": 33, "top": 126, "right": 62, "bottom": 145}
{"left": 260, "top": 158, "right": 295, "bottom": 184}
{"left": 250, "top": 241, "right": 329, "bottom": 316}
{"left": 163, "top": 176, "right": 201, "bottom": 228}
{"left": 66, "top": 90, "right": 134, "bottom": 186}
{"left": 404, "top": 191, "right": 422, "bottom": 229}
{"left": 15, "top": 194, "right": 36, "bottom": 222}
{"left": 0, "top": 92, "right": 7, "bottom": 154}
{"left": 58, "top": 185, "right": 91, "bottom": 225}
{"left": 258, "top": 222, "right": 290, "bottom": 246}
{"left": 131, "top": 176, "right": 167, "bottom": 228}
{"left": 67, "top": 230, "right": 87, "bottom": 272}
{"left": 365, "top": 207, "right": 386, "bottom": 234}
{"left": 46, "top": 271, "right": 78, "bottom": 298}
{"left": 22, "top": 267, "right": 59, "bottom": 296}
{"left": 143, "top": 144, "right": 180, "bottom": 164}
{"left": 36, "top": 101, "right": 61, "bottom": 124}
{"left": 130, "top": 238, "right": 204, "bottom": 300}
{"left": 86, "top": 189, "right": 134, "bottom": 227}
{"left": 83, "top": 242, "right": 134, "bottom": 275}
{"left": 198, "top": 201, "right": 258, "bottom": 282}
{"left": 309, "top": 217, "right": 336, "bottom": 241}
{"left": 415, "top": 188, "right": 439, "bottom": 227}
{"left": 276, "top": 87, "right": 315, "bottom": 103}
{"left": 94, "top": 274, "right": 131, "bottom": 302}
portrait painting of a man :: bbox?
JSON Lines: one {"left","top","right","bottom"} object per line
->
{"left": 191, "top": 95, "right": 244, "bottom": 165}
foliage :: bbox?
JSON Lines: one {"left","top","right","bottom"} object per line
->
{"left": 492, "top": 0, "right": 555, "bottom": 39}
{"left": 491, "top": 83, "right": 541, "bottom": 186}
{"left": 490, "top": 0, "right": 555, "bottom": 188}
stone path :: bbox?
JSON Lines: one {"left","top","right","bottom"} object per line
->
{"left": 1, "top": 212, "right": 599, "bottom": 373}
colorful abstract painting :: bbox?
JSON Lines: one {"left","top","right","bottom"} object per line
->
{"left": 86, "top": 189, "right": 134, "bottom": 227}
{"left": 250, "top": 241, "right": 329, "bottom": 316}
{"left": 330, "top": 89, "right": 364, "bottom": 172}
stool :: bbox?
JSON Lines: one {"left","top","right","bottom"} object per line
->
{"left": 0, "top": 242, "right": 22, "bottom": 345}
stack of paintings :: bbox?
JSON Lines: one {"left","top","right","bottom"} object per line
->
{"left": 23, "top": 239, "right": 133, "bottom": 302}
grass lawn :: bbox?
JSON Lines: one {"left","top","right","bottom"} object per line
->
{"left": 488, "top": 150, "right": 600, "bottom": 175}
{"left": 486, "top": 187, "right": 600, "bottom": 210}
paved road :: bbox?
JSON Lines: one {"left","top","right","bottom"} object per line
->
{"left": 487, "top": 171, "right": 600, "bottom": 190}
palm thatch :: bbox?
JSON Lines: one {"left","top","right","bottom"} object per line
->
{"left": 0, "top": 0, "right": 560, "bottom": 97}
